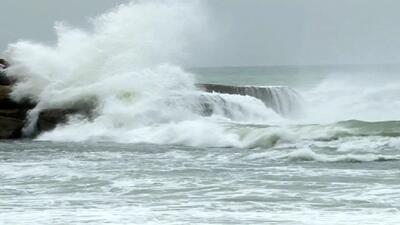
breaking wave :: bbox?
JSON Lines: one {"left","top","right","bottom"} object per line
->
{"left": 248, "top": 148, "right": 400, "bottom": 163}
{"left": 3, "top": 0, "right": 400, "bottom": 152}
{"left": 3, "top": 1, "right": 283, "bottom": 147}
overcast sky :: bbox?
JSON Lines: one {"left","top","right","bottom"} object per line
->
{"left": 1, "top": 0, "right": 400, "bottom": 66}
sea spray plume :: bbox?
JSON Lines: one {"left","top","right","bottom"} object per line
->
{"left": 6, "top": 0, "right": 206, "bottom": 102}
{"left": 3, "top": 0, "right": 282, "bottom": 145}
{"left": 303, "top": 73, "right": 400, "bottom": 123}
{"left": 4, "top": 0, "right": 207, "bottom": 135}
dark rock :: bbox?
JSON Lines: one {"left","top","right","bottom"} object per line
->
{"left": 0, "top": 85, "right": 35, "bottom": 110}
{"left": 0, "top": 72, "right": 11, "bottom": 86}
{"left": 0, "top": 116, "right": 24, "bottom": 139}
{"left": 0, "top": 85, "right": 11, "bottom": 99}
{"left": 0, "top": 59, "right": 18, "bottom": 85}
{"left": 0, "top": 85, "right": 35, "bottom": 139}
{"left": 197, "top": 83, "right": 302, "bottom": 117}
{"left": 0, "top": 81, "right": 94, "bottom": 138}
{"left": 197, "top": 83, "right": 240, "bottom": 95}
{"left": 0, "top": 58, "right": 10, "bottom": 85}
{"left": 0, "top": 59, "right": 9, "bottom": 69}
{"left": 0, "top": 86, "right": 17, "bottom": 109}
{"left": 37, "top": 109, "right": 77, "bottom": 133}
{"left": 0, "top": 109, "right": 26, "bottom": 120}
{"left": 37, "top": 108, "right": 90, "bottom": 133}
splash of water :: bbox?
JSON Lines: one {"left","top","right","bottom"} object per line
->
{"left": 303, "top": 73, "right": 400, "bottom": 123}
{"left": 5, "top": 1, "right": 397, "bottom": 149}
{"left": 199, "top": 83, "right": 303, "bottom": 117}
{"left": 4, "top": 0, "right": 285, "bottom": 147}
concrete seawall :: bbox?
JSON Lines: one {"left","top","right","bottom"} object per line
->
{"left": 0, "top": 59, "right": 301, "bottom": 139}
{"left": 198, "top": 83, "right": 302, "bottom": 117}
{"left": 0, "top": 83, "right": 302, "bottom": 139}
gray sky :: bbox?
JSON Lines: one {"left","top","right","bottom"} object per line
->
{"left": 1, "top": 0, "right": 400, "bottom": 66}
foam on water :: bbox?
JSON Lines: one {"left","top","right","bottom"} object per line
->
{"left": 3, "top": 0, "right": 290, "bottom": 147}
{"left": 303, "top": 73, "right": 400, "bottom": 123}
{"left": 3, "top": 0, "right": 400, "bottom": 150}
{"left": 1, "top": 140, "right": 400, "bottom": 225}
{"left": 199, "top": 83, "right": 303, "bottom": 117}
{"left": 1, "top": 2, "right": 400, "bottom": 224}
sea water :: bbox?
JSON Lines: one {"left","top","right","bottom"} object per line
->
{"left": 2, "top": 66, "right": 400, "bottom": 224}
{"left": 1, "top": 1, "right": 400, "bottom": 224}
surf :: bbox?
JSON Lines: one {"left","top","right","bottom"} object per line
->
{"left": 2, "top": 0, "right": 400, "bottom": 149}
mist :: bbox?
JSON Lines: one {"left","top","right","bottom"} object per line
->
{"left": 1, "top": 0, "right": 400, "bottom": 66}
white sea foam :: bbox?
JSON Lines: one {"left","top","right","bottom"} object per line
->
{"left": 285, "top": 148, "right": 399, "bottom": 162}
{"left": 4, "top": 0, "right": 284, "bottom": 147}
{"left": 3, "top": 0, "right": 400, "bottom": 149}
{"left": 302, "top": 73, "right": 400, "bottom": 123}
{"left": 248, "top": 148, "right": 399, "bottom": 163}
{"left": 2, "top": 2, "right": 400, "bottom": 225}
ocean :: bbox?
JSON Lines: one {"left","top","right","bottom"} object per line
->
{"left": 2, "top": 66, "right": 400, "bottom": 225}
{"left": 1, "top": 1, "right": 400, "bottom": 224}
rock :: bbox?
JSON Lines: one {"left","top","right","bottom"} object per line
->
{"left": 0, "top": 85, "right": 34, "bottom": 110}
{"left": 0, "top": 108, "right": 26, "bottom": 120}
{"left": 37, "top": 109, "right": 76, "bottom": 133}
{"left": 0, "top": 73, "right": 11, "bottom": 86}
{"left": 0, "top": 59, "right": 17, "bottom": 85}
{"left": 197, "top": 83, "right": 302, "bottom": 117}
{"left": 0, "top": 58, "right": 11, "bottom": 85}
{"left": 197, "top": 83, "right": 239, "bottom": 95}
{"left": 37, "top": 108, "right": 89, "bottom": 133}
{"left": 0, "top": 85, "right": 11, "bottom": 99}
{"left": 0, "top": 59, "right": 9, "bottom": 69}
{"left": 0, "top": 85, "right": 35, "bottom": 139}
{"left": 0, "top": 80, "right": 94, "bottom": 138}
{"left": 0, "top": 116, "right": 24, "bottom": 139}
{"left": 0, "top": 85, "right": 17, "bottom": 109}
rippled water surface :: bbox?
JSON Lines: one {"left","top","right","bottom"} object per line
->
{"left": 1, "top": 140, "right": 399, "bottom": 225}
{"left": 3, "top": 0, "right": 400, "bottom": 223}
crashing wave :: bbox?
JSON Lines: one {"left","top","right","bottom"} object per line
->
{"left": 198, "top": 83, "right": 302, "bottom": 117}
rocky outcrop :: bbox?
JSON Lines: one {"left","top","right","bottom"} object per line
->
{"left": 37, "top": 108, "right": 87, "bottom": 133}
{"left": 0, "top": 59, "right": 9, "bottom": 69}
{"left": 0, "top": 85, "right": 19, "bottom": 109}
{"left": 0, "top": 86, "right": 27, "bottom": 139}
{"left": 0, "top": 85, "right": 35, "bottom": 110}
{"left": 0, "top": 57, "right": 94, "bottom": 139}
{"left": 198, "top": 83, "right": 302, "bottom": 117}
{"left": 0, "top": 59, "right": 35, "bottom": 139}
{"left": 0, "top": 115, "right": 24, "bottom": 139}
{"left": 0, "top": 85, "right": 11, "bottom": 100}
{"left": 0, "top": 73, "right": 11, "bottom": 86}
{"left": 0, "top": 56, "right": 301, "bottom": 139}
{"left": 0, "top": 87, "right": 90, "bottom": 138}
{"left": 0, "top": 58, "right": 11, "bottom": 85}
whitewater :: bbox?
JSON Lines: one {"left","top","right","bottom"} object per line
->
{"left": 1, "top": 1, "right": 400, "bottom": 225}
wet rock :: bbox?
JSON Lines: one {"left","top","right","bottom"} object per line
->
{"left": 0, "top": 85, "right": 34, "bottom": 139}
{"left": 0, "top": 85, "right": 17, "bottom": 109}
{"left": 0, "top": 73, "right": 11, "bottom": 86}
{"left": 37, "top": 108, "right": 91, "bottom": 133}
{"left": 197, "top": 83, "right": 302, "bottom": 117}
{"left": 0, "top": 108, "right": 26, "bottom": 120}
{"left": 0, "top": 59, "right": 18, "bottom": 85}
{"left": 0, "top": 116, "right": 24, "bottom": 139}
{"left": 37, "top": 109, "right": 77, "bottom": 133}
{"left": 0, "top": 85, "right": 34, "bottom": 110}
{"left": 0, "top": 58, "right": 10, "bottom": 85}
{"left": 0, "top": 59, "right": 9, "bottom": 69}
{"left": 0, "top": 85, "right": 11, "bottom": 99}
{"left": 197, "top": 83, "right": 239, "bottom": 95}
